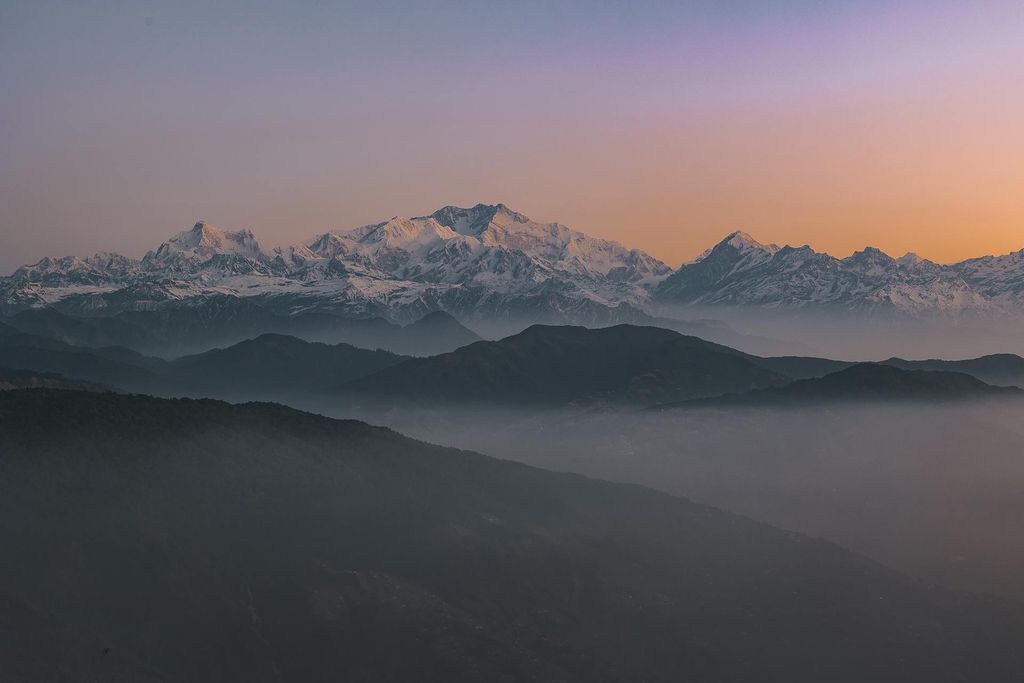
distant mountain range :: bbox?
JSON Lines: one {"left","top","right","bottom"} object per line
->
{"left": 168, "top": 334, "right": 407, "bottom": 398}
{"left": 0, "top": 303, "right": 481, "bottom": 357}
{"left": 3, "top": 389, "right": 1024, "bottom": 681}
{"left": 341, "top": 324, "right": 790, "bottom": 406}
{"left": 343, "top": 327, "right": 1024, "bottom": 408}
{"left": 0, "top": 321, "right": 410, "bottom": 397}
{"left": 4, "top": 203, "right": 1024, "bottom": 325}
{"left": 660, "top": 363, "right": 1023, "bottom": 409}
{"left": 658, "top": 231, "right": 1024, "bottom": 317}
{"left": 4, "top": 319, "right": 1019, "bottom": 408}
{"left": 0, "top": 204, "right": 668, "bottom": 327}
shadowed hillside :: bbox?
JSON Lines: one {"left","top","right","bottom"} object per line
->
{"left": 167, "top": 334, "right": 407, "bottom": 397}
{"left": 343, "top": 324, "right": 789, "bottom": 406}
{"left": 0, "top": 367, "right": 110, "bottom": 391}
{"left": 1, "top": 305, "right": 481, "bottom": 357}
{"left": 1, "top": 390, "right": 1024, "bottom": 681}
{"left": 660, "top": 363, "right": 1022, "bottom": 409}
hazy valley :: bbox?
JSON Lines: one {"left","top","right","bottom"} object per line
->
{"left": 5, "top": 215, "right": 1024, "bottom": 679}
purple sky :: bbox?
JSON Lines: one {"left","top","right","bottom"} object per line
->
{"left": 2, "top": 0, "right": 1022, "bottom": 271}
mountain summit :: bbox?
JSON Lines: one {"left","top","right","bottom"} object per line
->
{"left": 657, "top": 232, "right": 1005, "bottom": 316}
{"left": 4, "top": 214, "right": 1024, "bottom": 322}
{"left": 1, "top": 204, "right": 670, "bottom": 323}
{"left": 143, "top": 222, "right": 269, "bottom": 272}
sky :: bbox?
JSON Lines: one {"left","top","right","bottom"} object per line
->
{"left": 1, "top": 0, "right": 1022, "bottom": 272}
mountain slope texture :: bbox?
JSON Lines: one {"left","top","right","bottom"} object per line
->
{"left": 342, "top": 324, "right": 791, "bottom": 405}
{"left": 5, "top": 207, "right": 1024, "bottom": 323}
{"left": 2, "top": 389, "right": 1024, "bottom": 682}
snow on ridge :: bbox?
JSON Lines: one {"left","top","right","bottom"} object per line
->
{"left": 658, "top": 230, "right": 1024, "bottom": 316}
{"left": 5, "top": 207, "right": 1024, "bottom": 321}
{"left": 145, "top": 221, "right": 266, "bottom": 265}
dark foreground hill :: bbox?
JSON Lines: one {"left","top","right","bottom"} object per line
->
{"left": 661, "top": 362, "right": 1023, "bottom": 409}
{"left": 343, "top": 324, "right": 789, "bottom": 405}
{"left": 2, "top": 390, "right": 1024, "bottom": 682}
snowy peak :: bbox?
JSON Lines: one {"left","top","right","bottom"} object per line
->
{"left": 691, "top": 231, "right": 780, "bottom": 266}
{"left": 428, "top": 203, "right": 505, "bottom": 237}
{"left": 721, "top": 231, "right": 780, "bottom": 255}
{"left": 656, "top": 233, "right": 1018, "bottom": 317}
{"left": 134, "top": 223, "right": 263, "bottom": 274}
{"left": 360, "top": 216, "right": 459, "bottom": 248}
{"left": 842, "top": 246, "right": 896, "bottom": 268}
{"left": 11, "top": 206, "right": 1024, "bottom": 323}
{"left": 425, "top": 203, "right": 670, "bottom": 277}
{"left": 139, "top": 221, "right": 270, "bottom": 276}
{"left": 149, "top": 222, "right": 266, "bottom": 262}
{"left": 425, "top": 202, "right": 537, "bottom": 238}
{"left": 11, "top": 252, "right": 141, "bottom": 285}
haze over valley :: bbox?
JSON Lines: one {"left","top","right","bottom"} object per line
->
{"left": 4, "top": 1, "right": 1024, "bottom": 680}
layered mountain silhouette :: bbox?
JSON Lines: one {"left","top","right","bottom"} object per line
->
{"left": 342, "top": 324, "right": 791, "bottom": 405}
{"left": 0, "top": 329, "right": 162, "bottom": 391}
{"left": 0, "top": 305, "right": 480, "bottom": 357}
{"left": 2, "top": 389, "right": 1024, "bottom": 682}
{"left": 661, "top": 363, "right": 1022, "bottom": 409}
{"left": 739, "top": 353, "right": 1024, "bottom": 388}
{"left": 0, "top": 367, "right": 110, "bottom": 392}
{"left": 167, "top": 334, "right": 407, "bottom": 397}
{"left": 3, "top": 317, "right": 1023, "bottom": 408}
{"left": 0, "top": 327, "right": 410, "bottom": 399}
{"left": 881, "top": 354, "right": 1024, "bottom": 388}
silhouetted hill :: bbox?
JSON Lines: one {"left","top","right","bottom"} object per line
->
{"left": 4, "top": 306, "right": 128, "bottom": 346}
{"left": 0, "top": 328, "right": 410, "bottom": 400}
{"left": 343, "top": 324, "right": 789, "bottom": 406}
{"left": 0, "top": 367, "right": 110, "bottom": 392}
{"left": 167, "top": 334, "right": 407, "bottom": 396}
{"left": 2, "top": 389, "right": 1024, "bottom": 681}
{"left": 717, "top": 347, "right": 1024, "bottom": 388}
{"left": 0, "top": 333, "right": 162, "bottom": 391}
{"left": 0, "top": 327, "right": 165, "bottom": 370}
{"left": 882, "top": 354, "right": 1024, "bottom": 388}
{"left": 393, "top": 310, "right": 481, "bottom": 355}
{"left": 745, "top": 353, "right": 1024, "bottom": 388}
{"left": 746, "top": 355, "right": 853, "bottom": 379}
{"left": 661, "top": 363, "right": 1023, "bottom": 409}
{"left": 2, "top": 304, "right": 480, "bottom": 357}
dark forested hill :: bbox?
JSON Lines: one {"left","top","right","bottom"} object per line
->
{"left": 0, "top": 367, "right": 110, "bottom": 392}
{"left": 1, "top": 389, "right": 1023, "bottom": 682}
{"left": 343, "top": 324, "right": 789, "bottom": 405}
{"left": 881, "top": 354, "right": 1024, "bottom": 387}
{"left": 167, "top": 333, "right": 407, "bottom": 396}
{"left": 661, "top": 362, "right": 1023, "bottom": 409}
{"left": 1, "top": 304, "right": 480, "bottom": 357}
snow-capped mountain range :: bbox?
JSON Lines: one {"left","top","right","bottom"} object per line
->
{"left": 3, "top": 204, "right": 1023, "bottom": 321}
{"left": 0, "top": 204, "right": 670, "bottom": 322}
{"left": 657, "top": 231, "right": 1024, "bottom": 317}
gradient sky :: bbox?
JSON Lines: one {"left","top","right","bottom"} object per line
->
{"left": 2, "top": 0, "right": 1022, "bottom": 272}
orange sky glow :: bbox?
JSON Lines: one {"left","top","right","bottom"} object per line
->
{"left": 1, "top": 1, "right": 1022, "bottom": 270}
